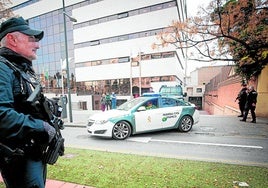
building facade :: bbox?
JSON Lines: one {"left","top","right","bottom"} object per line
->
{"left": 10, "top": 0, "right": 187, "bottom": 98}
{"left": 185, "top": 66, "right": 225, "bottom": 110}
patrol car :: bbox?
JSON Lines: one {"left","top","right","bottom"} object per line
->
{"left": 87, "top": 94, "right": 199, "bottom": 140}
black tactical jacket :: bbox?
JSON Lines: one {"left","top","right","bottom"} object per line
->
{"left": 0, "top": 47, "right": 48, "bottom": 150}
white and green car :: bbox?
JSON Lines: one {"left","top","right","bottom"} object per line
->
{"left": 87, "top": 95, "right": 199, "bottom": 140}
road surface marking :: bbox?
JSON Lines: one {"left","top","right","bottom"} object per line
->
{"left": 127, "top": 137, "right": 151, "bottom": 143}
{"left": 150, "top": 139, "right": 263, "bottom": 149}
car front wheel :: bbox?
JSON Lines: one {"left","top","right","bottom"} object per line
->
{"left": 112, "top": 121, "right": 131, "bottom": 140}
{"left": 178, "top": 115, "right": 193, "bottom": 132}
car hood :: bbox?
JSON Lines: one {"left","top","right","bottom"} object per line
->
{"left": 88, "top": 109, "right": 129, "bottom": 121}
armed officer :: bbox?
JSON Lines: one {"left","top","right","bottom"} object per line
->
{"left": 240, "top": 85, "right": 258, "bottom": 123}
{"left": 0, "top": 17, "right": 56, "bottom": 188}
{"left": 235, "top": 83, "right": 248, "bottom": 117}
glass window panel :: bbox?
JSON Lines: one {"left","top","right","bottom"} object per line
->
{"left": 129, "top": 9, "right": 139, "bottom": 16}
{"left": 53, "top": 25, "right": 60, "bottom": 34}
{"left": 43, "top": 54, "right": 49, "bottom": 63}
{"left": 90, "top": 40, "right": 100, "bottom": 46}
{"left": 196, "top": 88, "right": 202, "bottom": 93}
{"left": 163, "top": 1, "right": 176, "bottom": 8}
{"left": 48, "top": 44, "right": 55, "bottom": 54}
{"left": 99, "top": 17, "right": 109, "bottom": 23}
{"left": 129, "top": 33, "right": 139, "bottom": 39}
{"left": 151, "top": 4, "right": 162, "bottom": 11}
{"left": 139, "top": 7, "right": 150, "bottom": 14}
{"left": 162, "top": 52, "right": 175, "bottom": 58}
{"left": 108, "top": 15, "right": 118, "bottom": 21}
{"left": 118, "top": 35, "right": 128, "bottom": 41}
{"left": 118, "top": 57, "right": 129, "bottom": 63}
{"left": 47, "top": 26, "right": 53, "bottom": 36}
{"left": 118, "top": 12, "right": 128, "bottom": 19}
{"left": 151, "top": 53, "right": 161, "bottom": 59}
{"left": 42, "top": 46, "right": 48, "bottom": 54}
{"left": 40, "top": 18, "right": 47, "bottom": 28}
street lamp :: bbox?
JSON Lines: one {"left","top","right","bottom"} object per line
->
{"left": 62, "top": 0, "right": 77, "bottom": 122}
{"left": 138, "top": 51, "right": 141, "bottom": 96}
{"left": 63, "top": 11, "right": 77, "bottom": 22}
{"left": 129, "top": 55, "right": 133, "bottom": 99}
{"left": 138, "top": 51, "right": 144, "bottom": 96}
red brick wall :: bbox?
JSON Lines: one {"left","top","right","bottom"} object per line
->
{"left": 204, "top": 77, "right": 258, "bottom": 116}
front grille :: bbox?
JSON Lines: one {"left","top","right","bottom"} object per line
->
{"left": 94, "top": 130, "right": 106, "bottom": 134}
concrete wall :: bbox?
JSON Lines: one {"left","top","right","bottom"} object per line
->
{"left": 204, "top": 66, "right": 268, "bottom": 117}
{"left": 256, "top": 66, "right": 268, "bottom": 117}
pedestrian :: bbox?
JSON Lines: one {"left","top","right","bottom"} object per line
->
{"left": 111, "top": 92, "right": 117, "bottom": 109}
{"left": 0, "top": 16, "right": 56, "bottom": 188}
{"left": 235, "top": 83, "right": 248, "bottom": 117}
{"left": 100, "top": 93, "right": 106, "bottom": 112}
{"left": 240, "top": 85, "right": 258, "bottom": 123}
{"left": 105, "top": 92, "right": 111, "bottom": 110}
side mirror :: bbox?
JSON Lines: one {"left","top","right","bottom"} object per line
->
{"left": 137, "top": 106, "right": 146, "bottom": 112}
{"left": 183, "top": 92, "right": 187, "bottom": 97}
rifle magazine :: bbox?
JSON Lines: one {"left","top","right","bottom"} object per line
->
{"left": 42, "top": 136, "right": 65, "bottom": 165}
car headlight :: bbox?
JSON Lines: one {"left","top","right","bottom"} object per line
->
{"left": 95, "top": 119, "right": 108, "bottom": 124}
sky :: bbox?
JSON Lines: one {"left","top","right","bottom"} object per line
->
{"left": 185, "top": 0, "right": 211, "bottom": 74}
{"left": 187, "top": 0, "right": 211, "bottom": 16}
{"left": 185, "top": 0, "right": 230, "bottom": 75}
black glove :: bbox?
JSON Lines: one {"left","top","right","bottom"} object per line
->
{"left": 43, "top": 122, "right": 56, "bottom": 143}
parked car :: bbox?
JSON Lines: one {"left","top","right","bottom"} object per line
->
{"left": 87, "top": 95, "right": 199, "bottom": 140}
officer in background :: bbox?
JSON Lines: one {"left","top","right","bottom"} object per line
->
{"left": 105, "top": 92, "right": 111, "bottom": 110}
{"left": 111, "top": 92, "right": 117, "bottom": 109}
{"left": 235, "top": 83, "right": 248, "bottom": 117}
{"left": 0, "top": 17, "right": 56, "bottom": 188}
{"left": 240, "top": 85, "right": 258, "bottom": 123}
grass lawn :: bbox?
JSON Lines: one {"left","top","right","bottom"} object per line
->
{"left": 1, "top": 147, "right": 268, "bottom": 188}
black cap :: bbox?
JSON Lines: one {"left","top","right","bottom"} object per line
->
{"left": 0, "top": 17, "right": 44, "bottom": 41}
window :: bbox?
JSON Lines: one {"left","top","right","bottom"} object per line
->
{"left": 151, "top": 4, "right": 162, "bottom": 11}
{"left": 118, "top": 57, "right": 130, "bottom": 63}
{"left": 151, "top": 53, "right": 161, "bottom": 59}
{"left": 161, "top": 98, "right": 176, "bottom": 107}
{"left": 118, "top": 35, "right": 129, "bottom": 41}
{"left": 90, "top": 40, "right": 100, "bottom": 46}
{"left": 163, "top": 1, "right": 176, "bottom": 8}
{"left": 99, "top": 17, "right": 109, "bottom": 23}
{"left": 139, "top": 7, "right": 150, "bottom": 13}
{"left": 118, "top": 12, "right": 128, "bottom": 19}
{"left": 196, "top": 88, "right": 202, "bottom": 93}
{"left": 162, "top": 52, "right": 175, "bottom": 58}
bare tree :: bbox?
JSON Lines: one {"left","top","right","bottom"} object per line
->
{"left": 0, "top": 0, "right": 14, "bottom": 22}
{"left": 153, "top": 0, "right": 268, "bottom": 80}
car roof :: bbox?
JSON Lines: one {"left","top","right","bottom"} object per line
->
{"left": 142, "top": 92, "right": 161, "bottom": 97}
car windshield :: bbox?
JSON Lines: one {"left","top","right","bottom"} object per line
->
{"left": 117, "top": 97, "right": 147, "bottom": 111}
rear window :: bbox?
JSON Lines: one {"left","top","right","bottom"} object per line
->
{"left": 160, "top": 86, "right": 182, "bottom": 96}
{"left": 161, "top": 98, "right": 186, "bottom": 107}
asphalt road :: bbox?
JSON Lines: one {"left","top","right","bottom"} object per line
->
{"left": 62, "top": 114, "right": 268, "bottom": 167}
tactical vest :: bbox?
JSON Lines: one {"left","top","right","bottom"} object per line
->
{"left": 0, "top": 56, "right": 65, "bottom": 165}
{"left": 0, "top": 56, "right": 46, "bottom": 120}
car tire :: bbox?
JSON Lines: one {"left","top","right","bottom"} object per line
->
{"left": 178, "top": 115, "right": 193, "bottom": 132}
{"left": 112, "top": 121, "right": 132, "bottom": 140}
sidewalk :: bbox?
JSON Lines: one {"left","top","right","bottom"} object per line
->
{"left": 194, "top": 112, "right": 268, "bottom": 139}
{"left": 0, "top": 176, "right": 93, "bottom": 188}
{"left": 1, "top": 110, "right": 267, "bottom": 187}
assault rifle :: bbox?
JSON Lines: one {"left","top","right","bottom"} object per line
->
{"left": 0, "top": 143, "right": 24, "bottom": 168}
{"left": 27, "top": 85, "right": 65, "bottom": 165}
